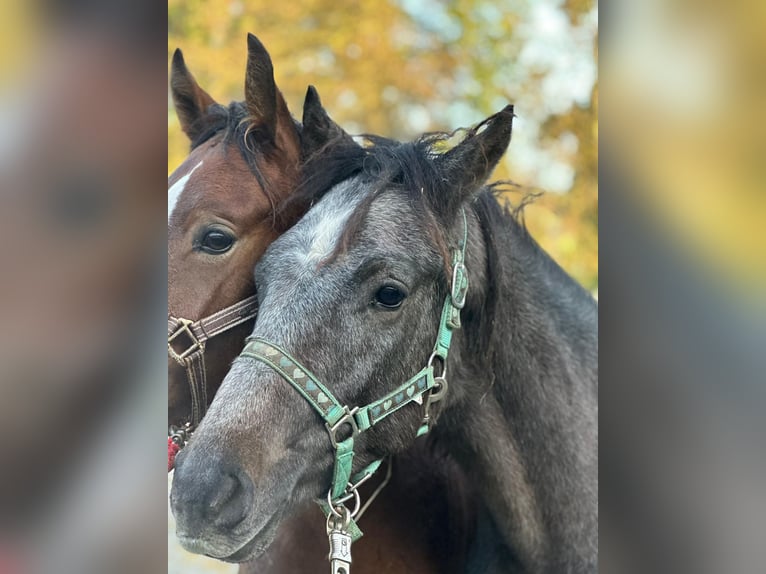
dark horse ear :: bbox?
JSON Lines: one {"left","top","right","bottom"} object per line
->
{"left": 170, "top": 49, "right": 218, "bottom": 142}
{"left": 435, "top": 105, "right": 515, "bottom": 215}
{"left": 244, "top": 33, "right": 278, "bottom": 142}
{"left": 301, "top": 85, "right": 357, "bottom": 160}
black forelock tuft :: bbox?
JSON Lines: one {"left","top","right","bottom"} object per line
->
{"left": 279, "top": 128, "right": 536, "bottom": 263}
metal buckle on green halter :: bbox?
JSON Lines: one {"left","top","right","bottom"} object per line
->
{"left": 239, "top": 209, "right": 469, "bottom": 562}
{"left": 451, "top": 260, "right": 468, "bottom": 310}
{"left": 326, "top": 406, "right": 360, "bottom": 448}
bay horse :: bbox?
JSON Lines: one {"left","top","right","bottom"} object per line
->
{"left": 167, "top": 34, "right": 302, "bottom": 430}
{"left": 169, "top": 35, "right": 471, "bottom": 573}
{"left": 170, "top": 92, "right": 598, "bottom": 571}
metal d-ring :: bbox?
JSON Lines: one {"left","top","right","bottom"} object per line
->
{"left": 427, "top": 352, "right": 448, "bottom": 380}
{"left": 327, "top": 487, "right": 361, "bottom": 521}
{"left": 429, "top": 377, "right": 448, "bottom": 403}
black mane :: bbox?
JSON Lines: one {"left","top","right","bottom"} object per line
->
{"left": 281, "top": 128, "right": 535, "bottom": 262}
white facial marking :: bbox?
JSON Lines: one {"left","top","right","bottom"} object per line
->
{"left": 251, "top": 179, "right": 366, "bottom": 337}
{"left": 168, "top": 160, "right": 203, "bottom": 220}
{"left": 295, "top": 179, "right": 364, "bottom": 268}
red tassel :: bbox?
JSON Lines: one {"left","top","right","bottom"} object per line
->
{"left": 168, "top": 436, "right": 181, "bottom": 472}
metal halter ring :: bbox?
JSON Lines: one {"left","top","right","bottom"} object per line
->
{"left": 327, "top": 487, "right": 361, "bottom": 521}
{"left": 423, "top": 377, "right": 449, "bottom": 417}
{"left": 427, "top": 352, "right": 448, "bottom": 380}
{"left": 168, "top": 318, "right": 204, "bottom": 365}
{"left": 421, "top": 376, "right": 449, "bottom": 433}
{"left": 429, "top": 377, "right": 449, "bottom": 403}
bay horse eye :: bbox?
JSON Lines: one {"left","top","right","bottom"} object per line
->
{"left": 200, "top": 230, "right": 234, "bottom": 254}
{"left": 374, "top": 286, "right": 406, "bottom": 309}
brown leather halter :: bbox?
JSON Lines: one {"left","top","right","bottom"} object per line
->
{"left": 168, "top": 294, "right": 259, "bottom": 434}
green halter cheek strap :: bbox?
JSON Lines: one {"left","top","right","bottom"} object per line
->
{"left": 239, "top": 210, "right": 469, "bottom": 540}
{"left": 240, "top": 338, "right": 400, "bottom": 501}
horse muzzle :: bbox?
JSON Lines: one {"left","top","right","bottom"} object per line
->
{"left": 170, "top": 447, "right": 256, "bottom": 555}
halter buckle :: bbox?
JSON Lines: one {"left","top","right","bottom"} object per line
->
{"left": 451, "top": 260, "right": 468, "bottom": 309}
{"left": 326, "top": 407, "right": 360, "bottom": 448}
{"left": 168, "top": 319, "right": 204, "bottom": 365}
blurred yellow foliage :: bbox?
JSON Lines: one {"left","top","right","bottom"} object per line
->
{"left": 606, "top": 0, "right": 766, "bottom": 298}
{"left": 168, "top": 0, "right": 598, "bottom": 291}
{"left": 0, "top": 1, "right": 38, "bottom": 85}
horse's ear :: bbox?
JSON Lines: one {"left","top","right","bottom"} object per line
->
{"left": 170, "top": 49, "right": 218, "bottom": 142}
{"left": 301, "top": 85, "right": 356, "bottom": 160}
{"left": 435, "top": 105, "right": 515, "bottom": 213}
{"left": 244, "top": 33, "right": 278, "bottom": 142}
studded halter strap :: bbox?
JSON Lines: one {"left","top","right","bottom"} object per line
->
{"left": 239, "top": 210, "right": 469, "bottom": 544}
{"left": 168, "top": 295, "right": 260, "bottom": 436}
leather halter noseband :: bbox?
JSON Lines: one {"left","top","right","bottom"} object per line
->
{"left": 168, "top": 294, "right": 259, "bottom": 435}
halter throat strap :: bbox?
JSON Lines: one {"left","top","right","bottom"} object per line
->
{"left": 239, "top": 209, "right": 469, "bottom": 537}
{"left": 168, "top": 294, "right": 260, "bottom": 429}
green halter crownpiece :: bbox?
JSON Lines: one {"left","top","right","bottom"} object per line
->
{"left": 240, "top": 209, "right": 469, "bottom": 540}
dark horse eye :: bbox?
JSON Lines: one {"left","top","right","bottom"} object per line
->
{"left": 200, "top": 229, "right": 234, "bottom": 254}
{"left": 374, "top": 286, "right": 406, "bottom": 309}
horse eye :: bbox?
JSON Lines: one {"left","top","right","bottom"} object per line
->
{"left": 374, "top": 286, "right": 406, "bottom": 309}
{"left": 200, "top": 230, "right": 234, "bottom": 254}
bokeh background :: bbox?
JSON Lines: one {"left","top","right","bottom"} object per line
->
{"left": 0, "top": 0, "right": 763, "bottom": 572}
{"left": 168, "top": 0, "right": 599, "bottom": 292}
{"left": 1, "top": 1, "right": 167, "bottom": 574}
{"left": 167, "top": 3, "right": 597, "bottom": 571}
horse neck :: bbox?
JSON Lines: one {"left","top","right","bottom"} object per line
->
{"left": 439, "top": 194, "right": 598, "bottom": 573}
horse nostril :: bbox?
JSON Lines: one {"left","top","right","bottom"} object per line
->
{"left": 207, "top": 473, "right": 237, "bottom": 511}
{"left": 206, "top": 469, "right": 254, "bottom": 529}
{"left": 171, "top": 451, "right": 254, "bottom": 535}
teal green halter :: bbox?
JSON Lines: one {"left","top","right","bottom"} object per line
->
{"left": 240, "top": 210, "right": 469, "bottom": 539}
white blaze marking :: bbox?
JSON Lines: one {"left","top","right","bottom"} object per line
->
{"left": 168, "top": 160, "right": 203, "bottom": 220}
{"left": 297, "top": 180, "right": 363, "bottom": 267}
{"left": 250, "top": 180, "right": 366, "bottom": 345}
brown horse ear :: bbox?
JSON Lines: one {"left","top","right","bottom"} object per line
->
{"left": 170, "top": 49, "right": 218, "bottom": 142}
{"left": 435, "top": 105, "right": 515, "bottom": 213}
{"left": 244, "top": 33, "right": 278, "bottom": 142}
{"left": 301, "top": 85, "right": 356, "bottom": 160}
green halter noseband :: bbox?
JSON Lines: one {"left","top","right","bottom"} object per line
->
{"left": 240, "top": 210, "right": 469, "bottom": 540}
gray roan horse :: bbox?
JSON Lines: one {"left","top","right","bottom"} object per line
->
{"left": 169, "top": 34, "right": 472, "bottom": 574}
{"left": 171, "top": 93, "right": 598, "bottom": 572}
